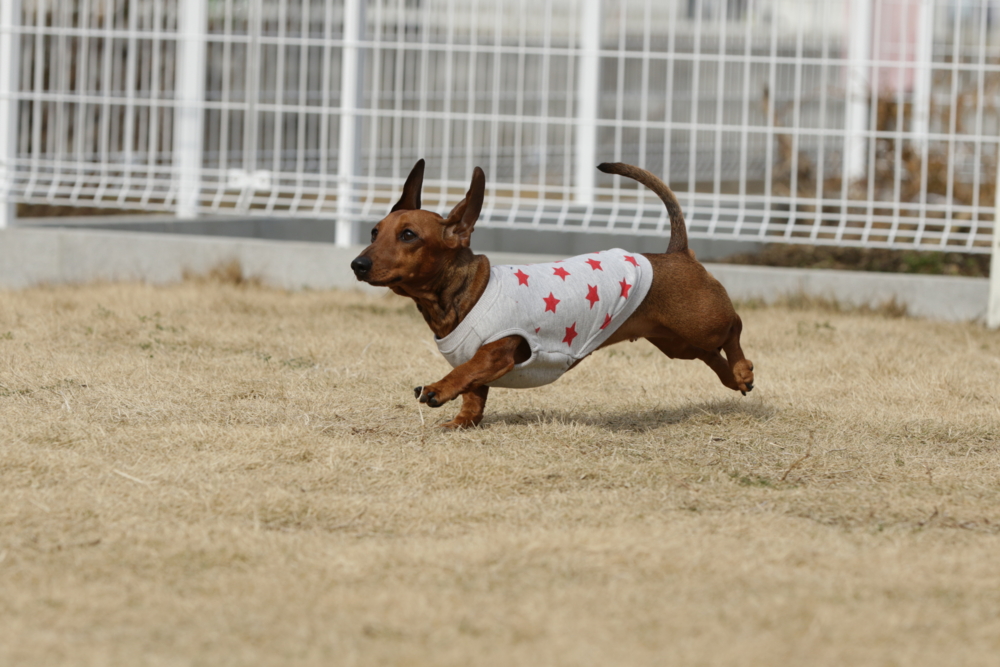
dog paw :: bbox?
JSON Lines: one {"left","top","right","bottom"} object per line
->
{"left": 439, "top": 415, "right": 481, "bottom": 429}
{"left": 733, "top": 360, "right": 755, "bottom": 395}
{"left": 414, "top": 386, "right": 443, "bottom": 408}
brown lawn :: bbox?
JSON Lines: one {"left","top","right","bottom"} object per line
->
{"left": 1, "top": 278, "right": 999, "bottom": 666}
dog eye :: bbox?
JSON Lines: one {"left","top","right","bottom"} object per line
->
{"left": 399, "top": 229, "right": 417, "bottom": 242}
{"left": 370, "top": 228, "right": 378, "bottom": 242}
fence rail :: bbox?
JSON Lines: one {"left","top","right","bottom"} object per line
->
{"left": 1, "top": 0, "right": 999, "bottom": 259}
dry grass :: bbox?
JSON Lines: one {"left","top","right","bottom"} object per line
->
{"left": 2, "top": 276, "right": 1000, "bottom": 666}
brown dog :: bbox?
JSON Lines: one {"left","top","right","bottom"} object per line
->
{"left": 351, "top": 160, "right": 754, "bottom": 428}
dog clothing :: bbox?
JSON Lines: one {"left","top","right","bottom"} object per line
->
{"left": 435, "top": 249, "right": 653, "bottom": 388}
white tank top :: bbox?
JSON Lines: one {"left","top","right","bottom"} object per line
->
{"left": 435, "top": 249, "right": 653, "bottom": 388}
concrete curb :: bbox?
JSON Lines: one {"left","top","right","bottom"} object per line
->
{"left": 701, "top": 263, "right": 987, "bottom": 322}
{"left": 0, "top": 226, "right": 378, "bottom": 292}
{"left": 0, "top": 226, "right": 988, "bottom": 322}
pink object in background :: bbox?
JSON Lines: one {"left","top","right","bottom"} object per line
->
{"left": 871, "top": 0, "right": 925, "bottom": 93}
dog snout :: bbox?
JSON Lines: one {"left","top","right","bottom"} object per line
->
{"left": 351, "top": 255, "right": 373, "bottom": 279}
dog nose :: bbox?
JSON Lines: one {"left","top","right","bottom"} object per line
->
{"left": 351, "top": 255, "right": 372, "bottom": 277}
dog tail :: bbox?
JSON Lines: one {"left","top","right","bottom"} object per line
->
{"left": 596, "top": 163, "right": 688, "bottom": 254}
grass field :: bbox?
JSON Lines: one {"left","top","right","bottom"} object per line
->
{"left": 2, "top": 276, "right": 999, "bottom": 666}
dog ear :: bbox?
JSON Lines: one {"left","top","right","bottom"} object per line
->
{"left": 391, "top": 159, "right": 425, "bottom": 212}
{"left": 442, "top": 167, "right": 485, "bottom": 248}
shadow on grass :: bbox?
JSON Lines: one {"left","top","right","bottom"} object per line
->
{"left": 483, "top": 396, "right": 777, "bottom": 432}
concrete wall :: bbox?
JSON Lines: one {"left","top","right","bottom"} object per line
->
{"left": 0, "top": 226, "right": 989, "bottom": 322}
{"left": 705, "top": 263, "right": 988, "bottom": 321}
{"left": 0, "top": 226, "right": 377, "bottom": 292}
{"left": 20, "top": 214, "right": 763, "bottom": 261}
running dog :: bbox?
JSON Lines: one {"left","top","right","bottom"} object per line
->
{"left": 351, "top": 160, "right": 754, "bottom": 428}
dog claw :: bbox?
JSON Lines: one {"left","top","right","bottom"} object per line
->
{"left": 414, "top": 386, "right": 423, "bottom": 399}
{"left": 741, "top": 390, "right": 746, "bottom": 396}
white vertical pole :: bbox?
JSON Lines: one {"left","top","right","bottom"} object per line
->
{"left": 989, "top": 168, "right": 1000, "bottom": 328}
{"left": 912, "top": 0, "right": 934, "bottom": 149}
{"left": 175, "top": 0, "right": 207, "bottom": 219}
{"left": 985, "top": 0, "right": 999, "bottom": 322}
{"left": 0, "top": 0, "right": 21, "bottom": 229}
{"left": 575, "top": 0, "right": 600, "bottom": 204}
{"left": 337, "top": 0, "right": 364, "bottom": 248}
{"left": 844, "top": 0, "right": 873, "bottom": 181}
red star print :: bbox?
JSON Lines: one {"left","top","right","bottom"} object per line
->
{"left": 535, "top": 327, "right": 540, "bottom": 333}
{"left": 552, "top": 266, "right": 571, "bottom": 281}
{"left": 562, "top": 323, "right": 578, "bottom": 346}
{"left": 585, "top": 258, "right": 603, "bottom": 271}
{"left": 619, "top": 279, "right": 632, "bottom": 299}
{"left": 585, "top": 284, "right": 600, "bottom": 309}
{"left": 624, "top": 255, "right": 639, "bottom": 267}
{"left": 600, "top": 313, "right": 613, "bottom": 330}
{"left": 514, "top": 269, "right": 530, "bottom": 286}
{"left": 543, "top": 292, "right": 560, "bottom": 313}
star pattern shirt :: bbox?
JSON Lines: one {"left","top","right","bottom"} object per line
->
{"left": 435, "top": 249, "right": 653, "bottom": 388}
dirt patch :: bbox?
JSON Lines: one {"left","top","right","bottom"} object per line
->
{"left": 718, "top": 243, "right": 992, "bottom": 278}
{"left": 16, "top": 203, "right": 148, "bottom": 218}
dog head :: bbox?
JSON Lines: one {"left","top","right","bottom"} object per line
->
{"left": 351, "top": 160, "right": 486, "bottom": 293}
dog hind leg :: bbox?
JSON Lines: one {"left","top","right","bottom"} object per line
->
{"left": 646, "top": 336, "right": 751, "bottom": 394}
{"left": 720, "top": 316, "right": 754, "bottom": 394}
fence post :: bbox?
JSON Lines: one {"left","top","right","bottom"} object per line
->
{"left": 989, "top": 175, "right": 1000, "bottom": 328}
{"left": 911, "top": 0, "right": 934, "bottom": 149}
{"left": 575, "top": 0, "right": 600, "bottom": 204}
{"left": 175, "top": 0, "right": 207, "bottom": 219}
{"left": 844, "top": 0, "right": 873, "bottom": 181}
{"left": 337, "top": 0, "right": 365, "bottom": 248}
{"left": 0, "top": 0, "right": 21, "bottom": 229}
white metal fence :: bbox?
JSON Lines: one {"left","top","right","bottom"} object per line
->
{"left": 1, "top": 0, "right": 999, "bottom": 257}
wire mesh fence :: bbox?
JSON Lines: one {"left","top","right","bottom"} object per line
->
{"left": 1, "top": 0, "right": 999, "bottom": 252}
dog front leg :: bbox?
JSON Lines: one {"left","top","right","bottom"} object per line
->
{"left": 414, "top": 336, "right": 523, "bottom": 413}
{"left": 437, "top": 386, "right": 490, "bottom": 430}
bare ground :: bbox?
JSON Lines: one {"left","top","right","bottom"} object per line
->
{"left": 716, "top": 243, "right": 992, "bottom": 278}
{"left": 1, "top": 279, "right": 999, "bottom": 666}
